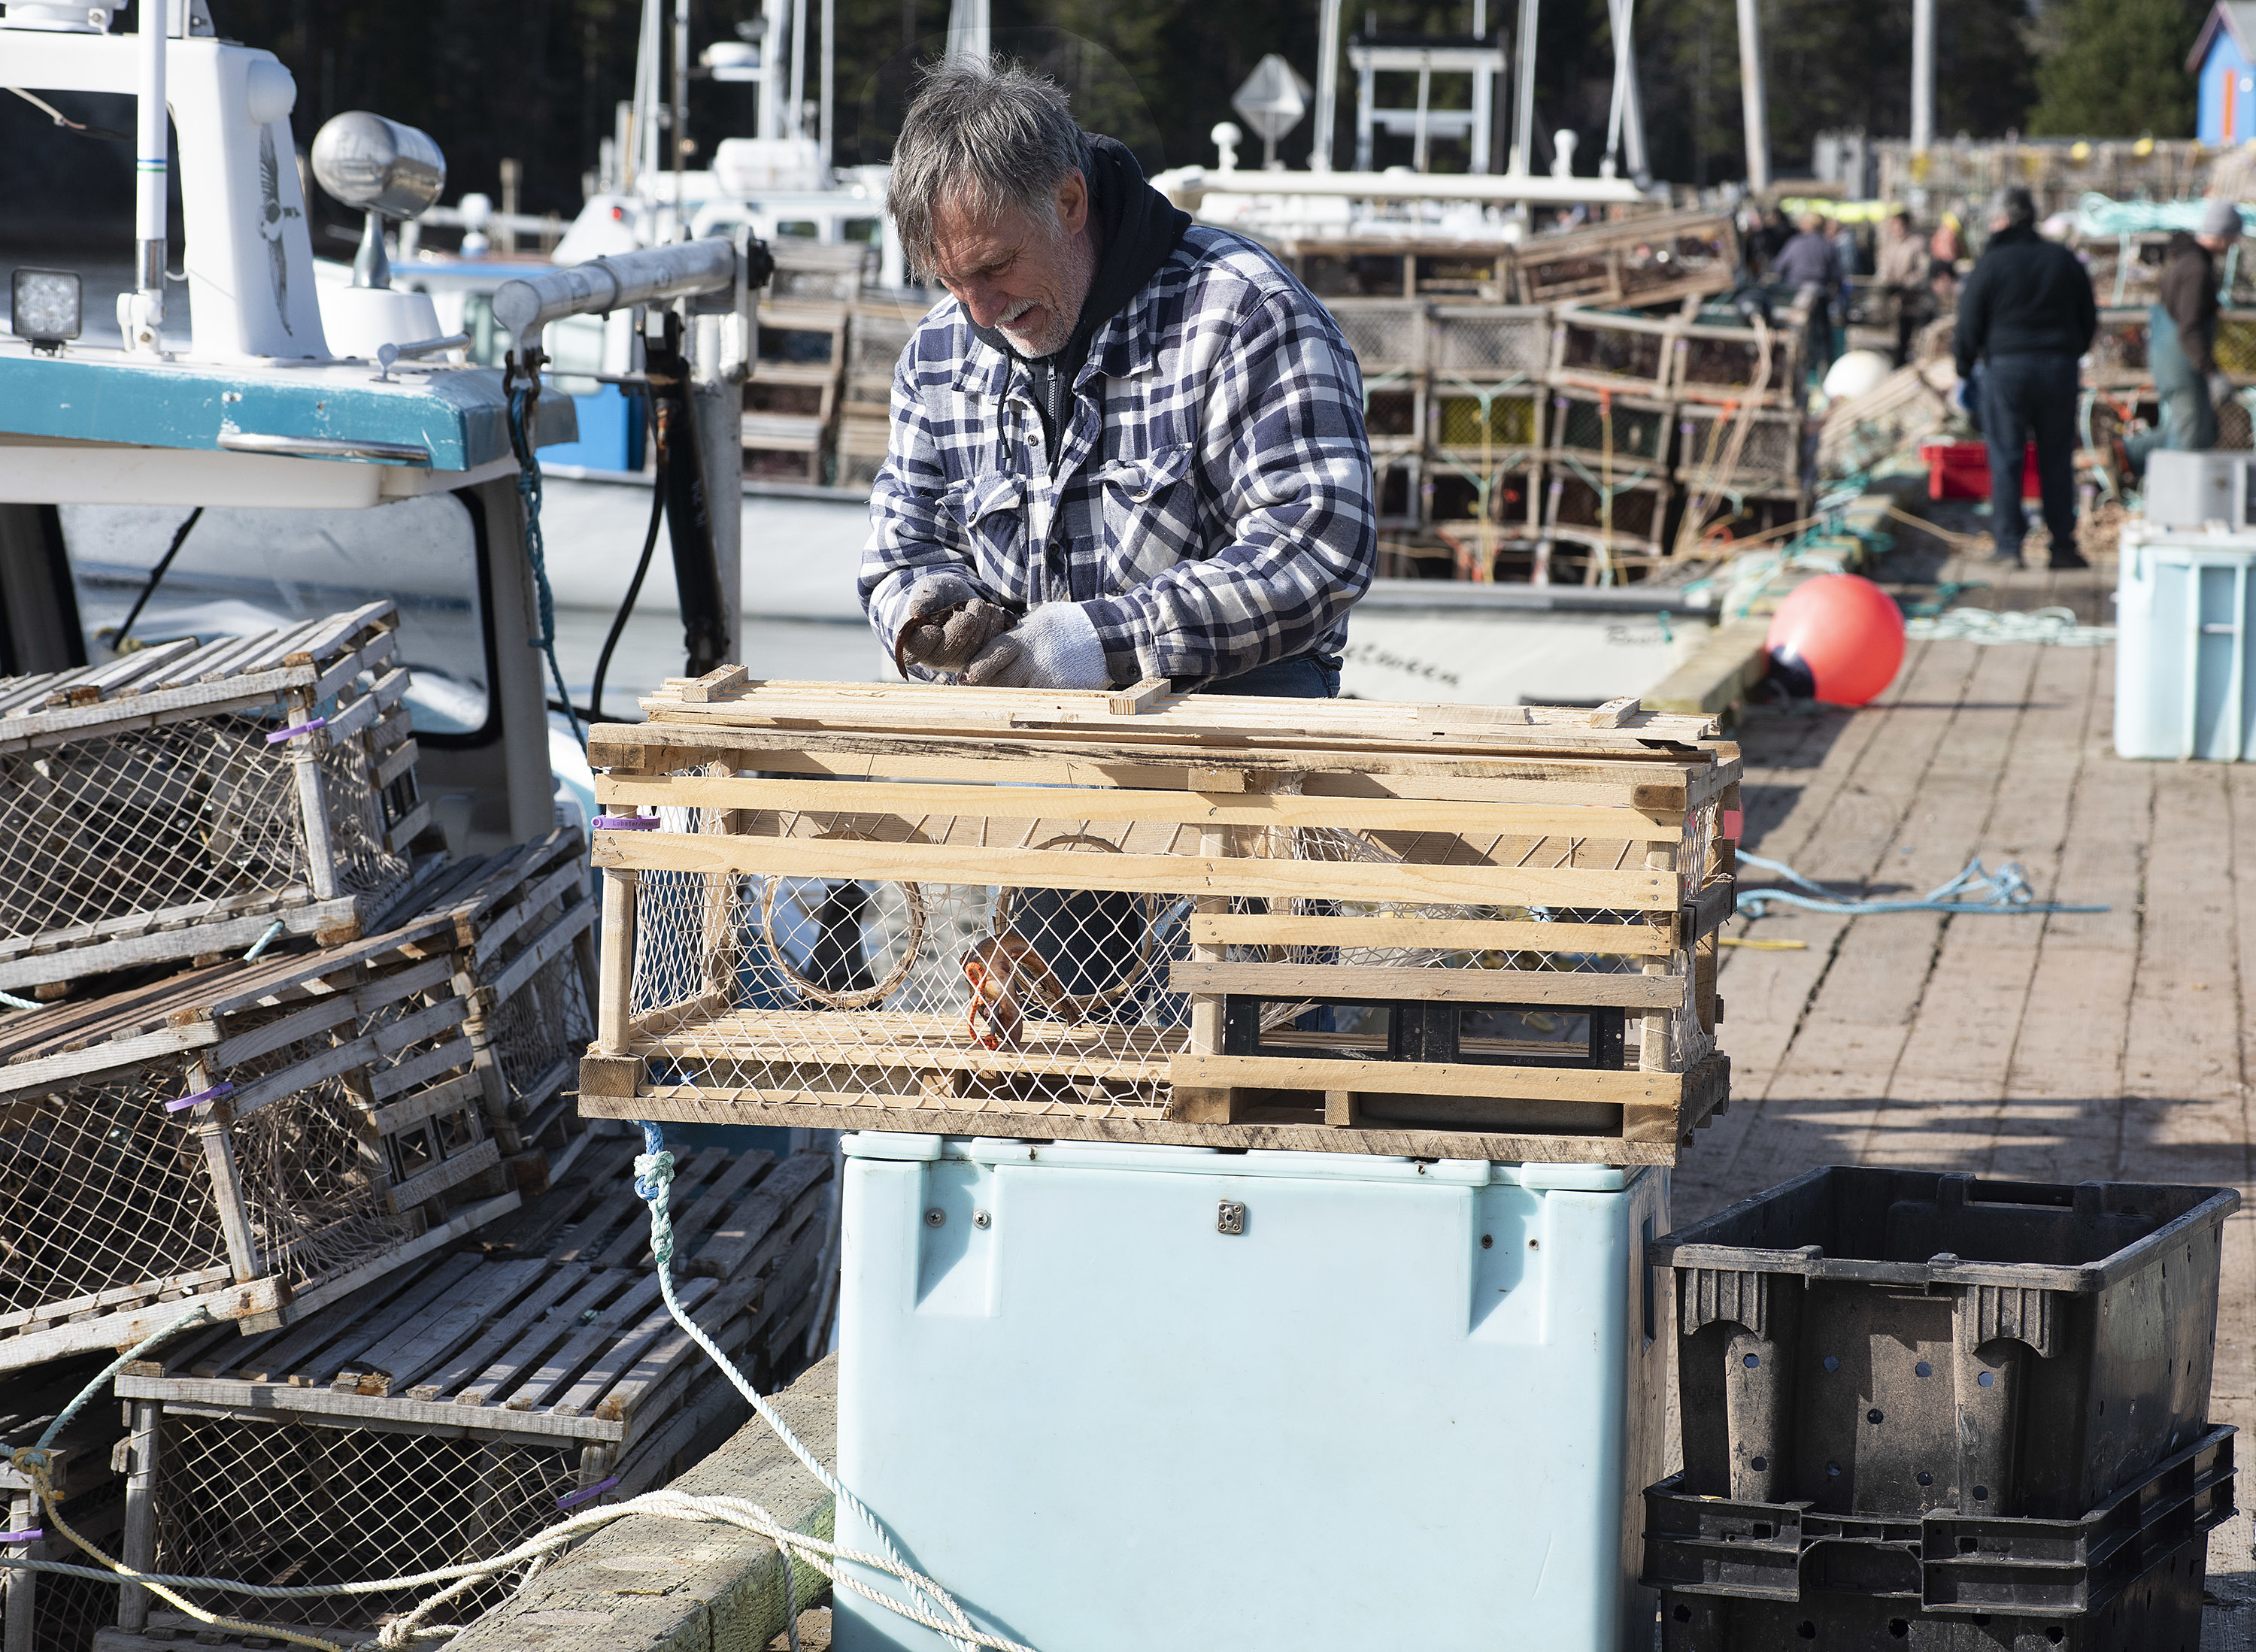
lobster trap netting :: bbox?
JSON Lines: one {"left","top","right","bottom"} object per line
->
{"left": 0, "top": 719, "right": 307, "bottom": 938}
{"left": 487, "top": 949, "right": 595, "bottom": 1111}
{"left": 1429, "top": 307, "right": 1551, "bottom": 378}
{"left": 0, "top": 710, "right": 411, "bottom": 944}
{"left": 150, "top": 1411, "right": 581, "bottom": 1632}
{"left": 0, "top": 1076, "right": 234, "bottom": 1318}
{"left": 1676, "top": 403, "right": 1806, "bottom": 482}
{"left": 1550, "top": 393, "right": 1673, "bottom": 465}
{"left": 626, "top": 793, "right": 1724, "bottom": 1115}
{"left": 1325, "top": 299, "right": 1426, "bottom": 377}
{"left": 1556, "top": 316, "right": 1669, "bottom": 386}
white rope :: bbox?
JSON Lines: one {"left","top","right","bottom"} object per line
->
{"left": 2, "top": 1137, "right": 1029, "bottom": 1652}
{"left": 1905, "top": 605, "right": 2115, "bottom": 646}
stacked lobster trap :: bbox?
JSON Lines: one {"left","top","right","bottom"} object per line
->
{"left": 581, "top": 674, "right": 1737, "bottom": 1163}
{"left": 100, "top": 1136, "right": 835, "bottom": 1645}
{"left": 0, "top": 912, "right": 528, "bottom": 1372}
{"left": 0, "top": 602, "right": 437, "bottom": 994}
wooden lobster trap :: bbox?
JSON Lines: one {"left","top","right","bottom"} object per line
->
{"left": 100, "top": 1141, "right": 834, "bottom": 1645}
{"left": 405, "top": 828, "right": 599, "bottom": 1160}
{"left": 1551, "top": 306, "right": 1678, "bottom": 398}
{"left": 1512, "top": 209, "right": 1739, "bottom": 309}
{"left": 0, "top": 917, "right": 526, "bottom": 1372}
{"left": 0, "top": 602, "right": 433, "bottom": 994}
{"left": 1673, "top": 400, "right": 1809, "bottom": 490}
{"left": 580, "top": 679, "right": 1736, "bottom": 1165}
{"left": 1672, "top": 317, "right": 1802, "bottom": 410}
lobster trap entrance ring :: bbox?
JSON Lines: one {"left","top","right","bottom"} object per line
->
{"left": 758, "top": 829, "right": 926, "bottom": 1011}
{"left": 990, "top": 834, "right": 1165, "bottom": 1020}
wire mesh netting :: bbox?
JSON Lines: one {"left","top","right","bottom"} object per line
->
{"left": 31, "top": 1541, "right": 117, "bottom": 1652}
{"left": 1549, "top": 394, "right": 1672, "bottom": 464}
{"left": 0, "top": 706, "right": 410, "bottom": 944}
{"left": 1325, "top": 300, "right": 1426, "bottom": 377}
{"left": 1518, "top": 252, "right": 1613, "bottom": 303}
{"left": 1557, "top": 316, "right": 1669, "bottom": 386}
{"left": 152, "top": 1412, "right": 581, "bottom": 1632}
{"left": 1677, "top": 330, "right": 1795, "bottom": 398}
{"left": 1676, "top": 405, "right": 1805, "bottom": 480}
{"left": 2216, "top": 314, "right": 2256, "bottom": 377}
{"left": 1434, "top": 391, "right": 1542, "bottom": 450}
{"left": 1618, "top": 227, "right": 1737, "bottom": 301}
{"left": 0, "top": 1075, "right": 232, "bottom": 1318}
{"left": 488, "top": 950, "right": 595, "bottom": 1112}
{"left": 1429, "top": 308, "right": 1551, "bottom": 378}
{"left": 0, "top": 719, "right": 305, "bottom": 938}
{"left": 627, "top": 793, "right": 1719, "bottom": 1119}
{"left": 1548, "top": 474, "right": 1666, "bottom": 543}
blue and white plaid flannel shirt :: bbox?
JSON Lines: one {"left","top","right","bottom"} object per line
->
{"left": 859, "top": 226, "right": 1377, "bottom": 686}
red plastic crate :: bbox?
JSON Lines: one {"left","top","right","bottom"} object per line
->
{"left": 1924, "top": 438, "right": 2039, "bottom": 502}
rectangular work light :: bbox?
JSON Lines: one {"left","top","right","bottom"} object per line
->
{"left": 11, "top": 268, "right": 83, "bottom": 350}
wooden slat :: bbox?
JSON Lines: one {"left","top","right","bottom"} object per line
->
{"left": 592, "top": 774, "right": 1684, "bottom": 840}
{"left": 409, "top": 1263, "right": 592, "bottom": 1399}
{"left": 384, "top": 1138, "right": 501, "bottom": 1212}
{"left": 496, "top": 1275, "right": 665, "bottom": 1411}
{"left": 1169, "top": 1051, "right": 1680, "bottom": 1105}
{"left": 679, "top": 664, "right": 751, "bottom": 703}
{"left": 1167, "top": 961, "right": 1685, "bottom": 1008}
{"left": 593, "top": 1086, "right": 1684, "bottom": 1165}
{"left": 487, "top": 897, "right": 596, "bottom": 1006}
{"left": 455, "top": 1271, "right": 626, "bottom": 1406}
{"left": 1185, "top": 913, "right": 1672, "bottom": 956}
{"left": 591, "top": 830, "right": 1676, "bottom": 910}
{"left": 353, "top": 1259, "right": 552, "bottom": 1395}
{"left": 687, "top": 1150, "right": 831, "bottom": 1280}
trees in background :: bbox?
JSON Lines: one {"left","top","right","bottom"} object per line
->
{"left": 2026, "top": 0, "right": 2202, "bottom": 137}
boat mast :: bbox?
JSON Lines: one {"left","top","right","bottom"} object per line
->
{"left": 1736, "top": 0, "right": 1769, "bottom": 190}
{"left": 128, "top": 0, "right": 168, "bottom": 353}
{"left": 1910, "top": 0, "right": 1935, "bottom": 155}
{"left": 1311, "top": 0, "right": 1341, "bottom": 170}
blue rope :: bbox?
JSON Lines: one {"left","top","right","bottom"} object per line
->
{"left": 506, "top": 384, "right": 584, "bottom": 748}
{"left": 1736, "top": 852, "right": 2109, "bottom": 919}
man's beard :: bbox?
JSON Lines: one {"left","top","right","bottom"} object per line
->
{"left": 997, "top": 229, "right": 1097, "bottom": 359}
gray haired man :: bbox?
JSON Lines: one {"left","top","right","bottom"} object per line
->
{"left": 860, "top": 60, "right": 1375, "bottom": 699}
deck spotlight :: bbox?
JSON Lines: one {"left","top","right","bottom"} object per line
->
{"left": 11, "top": 268, "right": 82, "bottom": 353}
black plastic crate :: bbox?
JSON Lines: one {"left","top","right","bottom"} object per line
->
{"left": 1657, "top": 1169, "right": 2238, "bottom": 1520}
{"left": 1660, "top": 1541, "right": 2207, "bottom": 1650}
{"left": 1645, "top": 1423, "right": 2234, "bottom": 1615}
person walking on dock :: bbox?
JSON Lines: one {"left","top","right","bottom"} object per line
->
{"left": 861, "top": 59, "right": 1375, "bottom": 703}
{"left": 1771, "top": 211, "right": 1842, "bottom": 381}
{"left": 1951, "top": 186, "right": 2097, "bottom": 568}
{"left": 1877, "top": 208, "right": 1932, "bottom": 366}
{"left": 2136, "top": 197, "right": 2242, "bottom": 460}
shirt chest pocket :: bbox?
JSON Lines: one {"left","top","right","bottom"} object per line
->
{"left": 1092, "top": 444, "right": 1201, "bottom": 587}
{"left": 944, "top": 470, "right": 1028, "bottom": 593}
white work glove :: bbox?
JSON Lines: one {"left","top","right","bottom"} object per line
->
{"left": 894, "top": 571, "right": 1015, "bottom": 674}
{"left": 962, "top": 602, "right": 1111, "bottom": 690}
{"left": 2209, "top": 371, "right": 2236, "bottom": 407}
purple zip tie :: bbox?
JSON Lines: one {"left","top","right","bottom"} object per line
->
{"left": 168, "top": 1081, "right": 235, "bottom": 1114}
{"left": 593, "top": 814, "right": 660, "bottom": 829}
{"left": 0, "top": 1529, "right": 41, "bottom": 1544}
{"left": 556, "top": 1475, "right": 619, "bottom": 1510}
{"left": 265, "top": 717, "right": 327, "bottom": 744}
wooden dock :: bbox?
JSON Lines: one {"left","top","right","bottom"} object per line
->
{"left": 1670, "top": 550, "right": 2256, "bottom": 1645}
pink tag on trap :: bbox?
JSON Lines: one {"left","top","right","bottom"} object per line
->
{"left": 1723, "top": 809, "right": 1744, "bottom": 843}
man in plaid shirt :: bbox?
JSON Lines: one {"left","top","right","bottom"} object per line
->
{"left": 861, "top": 59, "right": 1376, "bottom": 699}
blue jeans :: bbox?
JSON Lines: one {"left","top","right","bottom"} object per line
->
{"left": 1197, "top": 653, "right": 1342, "bottom": 699}
{"left": 1979, "top": 352, "right": 2079, "bottom": 559}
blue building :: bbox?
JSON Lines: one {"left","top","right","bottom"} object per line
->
{"left": 2191, "top": 2, "right": 2256, "bottom": 146}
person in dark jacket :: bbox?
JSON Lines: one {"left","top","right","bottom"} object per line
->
{"left": 2139, "top": 198, "right": 2242, "bottom": 459}
{"left": 1952, "top": 187, "right": 2099, "bottom": 568}
{"left": 1771, "top": 211, "right": 1842, "bottom": 378}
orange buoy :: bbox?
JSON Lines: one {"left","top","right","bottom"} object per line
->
{"left": 1764, "top": 574, "right": 1906, "bottom": 707}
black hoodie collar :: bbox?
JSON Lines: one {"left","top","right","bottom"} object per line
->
{"left": 969, "top": 135, "right": 1192, "bottom": 376}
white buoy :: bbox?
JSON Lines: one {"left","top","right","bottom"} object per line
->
{"left": 1824, "top": 348, "right": 1894, "bottom": 402}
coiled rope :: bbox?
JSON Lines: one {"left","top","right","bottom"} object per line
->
{"left": 4, "top": 1129, "right": 1029, "bottom": 1652}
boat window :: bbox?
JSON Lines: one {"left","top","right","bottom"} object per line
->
{"left": 543, "top": 314, "right": 608, "bottom": 397}
{"left": 842, "top": 219, "right": 882, "bottom": 245}
{"left": 61, "top": 492, "right": 494, "bottom": 744}
{"left": 776, "top": 220, "right": 820, "bottom": 239}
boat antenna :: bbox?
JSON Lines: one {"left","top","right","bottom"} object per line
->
{"left": 111, "top": 508, "right": 203, "bottom": 650}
